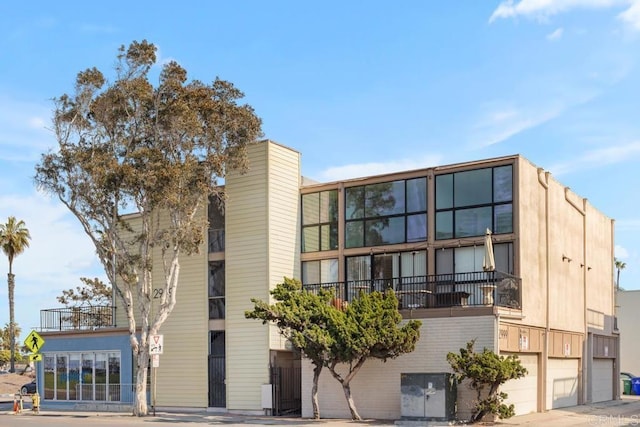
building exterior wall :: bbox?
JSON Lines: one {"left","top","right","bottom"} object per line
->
{"left": 617, "top": 290, "right": 640, "bottom": 376}
{"left": 302, "top": 316, "right": 496, "bottom": 420}
{"left": 224, "top": 140, "right": 301, "bottom": 412}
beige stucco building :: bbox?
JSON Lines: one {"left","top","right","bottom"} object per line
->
{"left": 37, "top": 139, "right": 618, "bottom": 421}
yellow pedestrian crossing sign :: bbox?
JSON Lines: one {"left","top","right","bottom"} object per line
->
{"left": 24, "top": 330, "right": 45, "bottom": 353}
{"left": 29, "top": 353, "right": 42, "bottom": 362}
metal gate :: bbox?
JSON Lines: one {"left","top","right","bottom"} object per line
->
{"left": 208, "top": 354, "right": 226, "bottom": 407}
{"left": 270, "top": 366, "right": 301, "bottom": 416}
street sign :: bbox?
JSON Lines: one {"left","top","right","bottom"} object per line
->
{"left": 29, "top": 353, "right": 43, "bottom": 362}
{"left": 152, "top": 354, "right": 160, "bottom": 367}
{"left": 149, "top": 334, "right": 164, "bottom": 355}
{"left": 24, "top": 330, "right": 45, "bottom": 353}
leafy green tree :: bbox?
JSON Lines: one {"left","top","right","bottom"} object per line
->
{"left": 0, "top": 216, "right": 31, "bottom": 373}
{"left": 35, "top": 40, "right": 262, "bottom": 416}
{"left": 57, "top": 277, "right": 112, "bottom": 307}
{"left": 0, "top": 323, "right": 22, "bottom": 350}
{"left": 447, "top": 340, "right": 527, "bottom": 423}
{"left": 325, "top": 289, "right": 422, "bottom": 419}
{"left": 246, "top": 278, "right": 421, "bottom": 420}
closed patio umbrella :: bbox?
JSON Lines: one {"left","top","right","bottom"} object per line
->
{"left": 481, "top": 228, "right": 496, "bottom": 305}
{"left": 483, "top": 228, "right": 495, "bottom": 272}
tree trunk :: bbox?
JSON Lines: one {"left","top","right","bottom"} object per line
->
{"left": 341, "top": 381, "right": 362, "bottom": 420}
{"left": 311, "top": 362, "right": 322, "bottom": 419}
{"left": 7, "top": 273, "right": 15, "bottom": 373}
{"left": 133, "top": 347, "right": 150, "bottom": 416}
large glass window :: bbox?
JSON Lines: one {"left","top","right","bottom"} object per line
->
{"left": 209, "top": 261, "right": 225, "bottom": 319}
{"left": 302, "top": 190, "right": 338, "bottom": 252}
{"left": 435, "top": 165, "right": 513, "bottom": 239}
{"left": 42, "top": 351, "right": 120, "bottom": 402}
{"left": 436, "top": 242, "right": 514, "bottom": 275}
{"left": 345, "top": 177, "right": 427, "bottom": 248}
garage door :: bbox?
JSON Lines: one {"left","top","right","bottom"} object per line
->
{"left": 592, "top": 359, "right": 613, "bottom": 403}
{"left": 547, "top": 358, "right": 579, "bottom": 409}
{"left": 500, "top": 354, "right": 538, "bottom": 415}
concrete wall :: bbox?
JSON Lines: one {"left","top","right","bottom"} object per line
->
{"left": 617, "top": 290, "right": 640, "bottom": 376}
{"left": 302, "top": 316, "right": 496, "bottom": 420}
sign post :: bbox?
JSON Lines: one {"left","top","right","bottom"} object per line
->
{"left": 23, "top": 330, "right": 45, "bottom": 398}
{"left": 149, "top": 334, "right": 163, "bottom": 416}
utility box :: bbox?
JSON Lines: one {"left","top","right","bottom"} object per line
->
{"left": 400, "top": 373, "right": 456, "bottom": 421}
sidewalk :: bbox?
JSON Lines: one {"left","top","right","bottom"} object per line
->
{"left": 4, "top": 397, "right": 640, "bottom": 426}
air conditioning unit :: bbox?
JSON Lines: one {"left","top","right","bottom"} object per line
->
{"left": 400, "top": 373, "right": 456, "bottom": 421}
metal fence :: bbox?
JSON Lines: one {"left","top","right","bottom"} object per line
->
{"left": 40, "top": 306, "right": 114, "bottom": 331}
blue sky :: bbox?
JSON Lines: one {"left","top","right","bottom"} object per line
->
{"left": 1, "top": 1, "right": 639, "bottom": 338}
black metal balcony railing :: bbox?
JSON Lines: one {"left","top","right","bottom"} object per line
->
{"left": 303, "top": 271, "right": 521, "bottom": 310}
{"left": 40, "top": 306, "right": 115, "bottom": 331}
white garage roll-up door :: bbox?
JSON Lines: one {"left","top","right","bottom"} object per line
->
{"left": 500, "top": 354, "right": 538, "bottom": 415}
{"left": 547, "top": 358, "right": 579, "bottom": 409}
{"left": 592, "top": 359, "right": 613, "bottom": 403}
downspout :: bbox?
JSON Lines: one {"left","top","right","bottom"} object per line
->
{"left": 537, "top": 168, "right": 550, "bottom": 411}
{"left": 564, "top": 187, "right": 588, "bottom": 405}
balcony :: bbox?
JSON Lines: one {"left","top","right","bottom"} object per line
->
{"left": 303, "top": 270, "right": 521, "bottom": 310}
{"left": 40, "top": 306, "right": 115, "bottom": 331}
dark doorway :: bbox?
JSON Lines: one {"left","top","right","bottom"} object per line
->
{"left": 270, "top": 365, "right": 301, "bottom": 416}
{"left": 208, "top": 331, "right": 225, "bottom": 408}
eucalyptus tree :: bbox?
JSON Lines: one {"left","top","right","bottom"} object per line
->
{"left": 35, "top": 40, "right": 262, "bottom": 416}
{"left": 0, "top": 216, "right": 31, "bottom": 373}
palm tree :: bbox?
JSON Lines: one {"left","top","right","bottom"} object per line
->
{"left": 0, "top": 216, "right": 31, "bottom": 373}
{"left": 615, "top": 257, "right": 627, "bottom": 291}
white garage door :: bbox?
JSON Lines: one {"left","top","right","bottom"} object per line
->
{"left": 592, "top": 359, "right": 613, "bottom": 403}
{"left": 500, "top": 354, "right": 538, "bottom": 415}
{"left": 547, "top": 358, "right": 579, "bottom": 409}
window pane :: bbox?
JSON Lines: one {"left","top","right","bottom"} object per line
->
{"left": 407, "top": 178, "right": 427, "bottom": 213}
{"left": 494, "top": 242, "right": 514, "bottom": 274}
{"left": 209, "top": 299, "right": 225, "bottom": 319}
{"left": 320, "top": 224, "right": 335, "bottom": 251}
{"left": 435, "top": 174, "right": 453, "bottom": 209}
{"left": 406, "top": 214, "right": 427, "bottom": 242}
{"left": 302, "top": 193, "right": 319, "bottom": 225}
{"left": 81, "top": 353, "right": 94, "bottom": 401}
{"left": 494, "top": 204, "right": 513, "bottom": 234}
{"left": 494, "top": 165, "right": 513, "bottom": 202}
{"left": 302, "top": 261, "right": 320, "bottom": 283}
{"left": 69, "top": 354, "right": 80, "bottom": 400}
{"left": 365, "top": 217, "right": 404, "bottom": 246}
{"left": 302, "top": 226, "right": 320, "bottom": 252}
{"left": 208, "top": 262, "right": 225, "bottom": 297}
{"left": 56, "top": 355, "right": 67, "bottom": 400}
{"left": 435, "top": 211, "right": 453, "bottom": 240}
{"left": 320, "top": 190, "right": 338, "bottom": 223}
{"left": 365, "top": 181, "right": 405, "bottom": 217}
{"left": 44, "top": 355, "right": 55, "bottom": 399}
{"left": 454, "top": 169, "right": 492, "bottom": 207}
{"left": 345, "top": 221, "right": 364, "bottom": 248}
{"left": 455, "top": 206, "right": 492, "bottom": 238}
{"left": 210, "top": 331, "right": 225, "bottom": 356}
{"left": 108, "top": 353, "right": 120, "bottom": 385}
{"left": 320, "top": 259, "right": 339, "bottom": 282}
{"left": 346, "top": 256, "right": 371, "bottom": 281}
{"left": 346, "top": 187, "right": 365, "bottom": 219}
{"left": 436, "top": 248, "right": 453, "bottom": 275}
{"left": 455, "top": 246, "right": 484, "bottom": 273}
{"left": 95, "top": 354, "right": 106, "bottom": 401}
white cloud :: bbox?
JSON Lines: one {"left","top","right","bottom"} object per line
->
{"left": 616, "top": 245, "right": 630, "bottom": 258}
{"left": 489, "top": 0, "right": 637, "bottom": 28}
{"left": 317, "top": 154, "right": 444, "bottom": 182}
{"left": 548, "top": 140, "right": 640, "bottom": 175}
{"left": 619, "top": 0, "right": 640, "bottom": 30}
{"left": 547, "top": 27, "right": 564, "bottom": 40}
{"left": 471, "top": 103, "right": 564, "bottom": 147}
